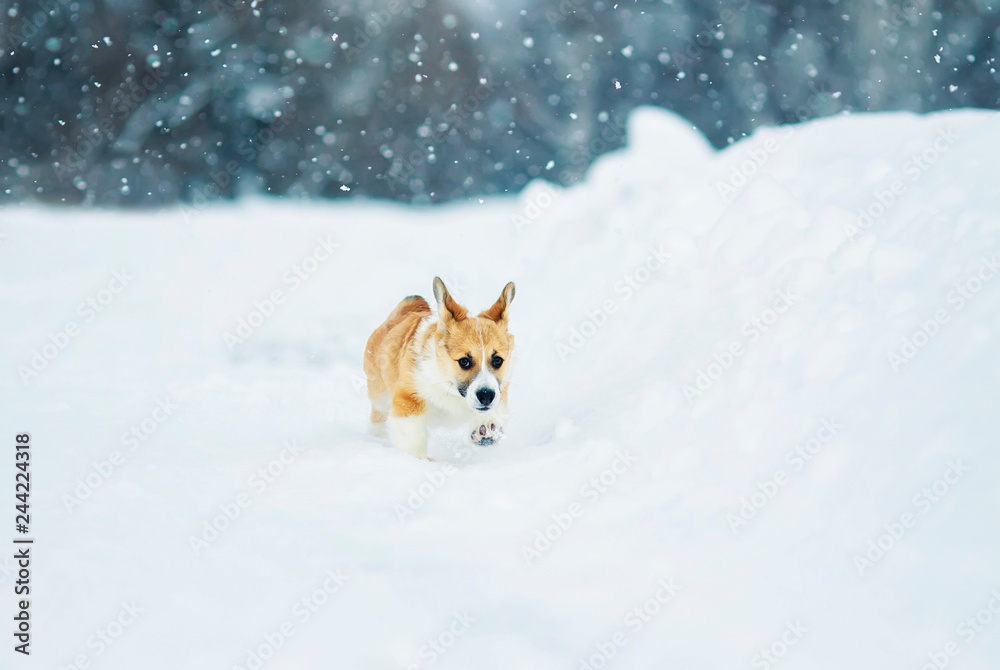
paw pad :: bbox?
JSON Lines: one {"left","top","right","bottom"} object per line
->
{"left": 470, "top": 423, "right": 503, "bottom": 446}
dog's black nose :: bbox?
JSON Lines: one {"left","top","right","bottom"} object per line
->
{"left": 475, "top": 387, "right": 495, "bottom": 406}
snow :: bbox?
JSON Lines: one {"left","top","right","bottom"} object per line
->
{"left": 2, "top": 107, "right": 1000, "bottom": 669}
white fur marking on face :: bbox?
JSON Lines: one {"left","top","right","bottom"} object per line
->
{"left": 467, "top": 366, "right": 500, "bottom": 412}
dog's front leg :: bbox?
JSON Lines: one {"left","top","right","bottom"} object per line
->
{"left": 388, "top": 391, "right": 429, "bottom": 459}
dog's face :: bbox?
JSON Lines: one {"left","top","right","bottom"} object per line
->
{"left": 432, "top": 277, "right": 515, "bottom": 413}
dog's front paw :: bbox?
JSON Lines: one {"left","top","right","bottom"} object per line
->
{"left": 470, "top": 422, "right": 504, "bottom": 446}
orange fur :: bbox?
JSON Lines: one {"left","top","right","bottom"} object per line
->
{"left": 363, "top": 296, "right": 431, "bottom": 419}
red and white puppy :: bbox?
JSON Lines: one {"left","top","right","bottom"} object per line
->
{"left": 363, "top": 277, "right": 516, "bottom": 459}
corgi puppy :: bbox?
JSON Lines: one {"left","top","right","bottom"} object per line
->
{"left": 363, "top": 277, "right": 516, "bottom": 459}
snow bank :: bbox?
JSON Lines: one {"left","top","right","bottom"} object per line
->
{"left": 1, "top": 107, "right": 999, "bottom": 669}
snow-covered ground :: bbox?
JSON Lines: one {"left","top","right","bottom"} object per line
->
{"left": 2, "top": 107, "right": 1000, "bottom": 669}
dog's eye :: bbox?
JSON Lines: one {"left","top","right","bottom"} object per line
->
{"left": 491, "top": 355, "right": 503, "bottom": 369}
{"left": 457, "top": 357, "right": 473, "bottom": 370}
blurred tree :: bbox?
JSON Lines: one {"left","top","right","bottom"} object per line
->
{"left": 0, "top": 0, "right": 997, "bottom": 206}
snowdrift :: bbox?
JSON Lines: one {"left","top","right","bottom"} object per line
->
{"left": 1, "top": 107, "right": 1000, "bottom": 669}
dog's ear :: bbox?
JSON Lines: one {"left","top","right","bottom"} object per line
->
{"left": 480, "top": 281, "right": 515, "bottom": 325}
{"left": 432, "top": 276, "right": 467, "bottom": 323}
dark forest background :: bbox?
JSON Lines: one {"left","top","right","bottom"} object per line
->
{"left": 1, "top": 0, "right": 998, "bottom": 206}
